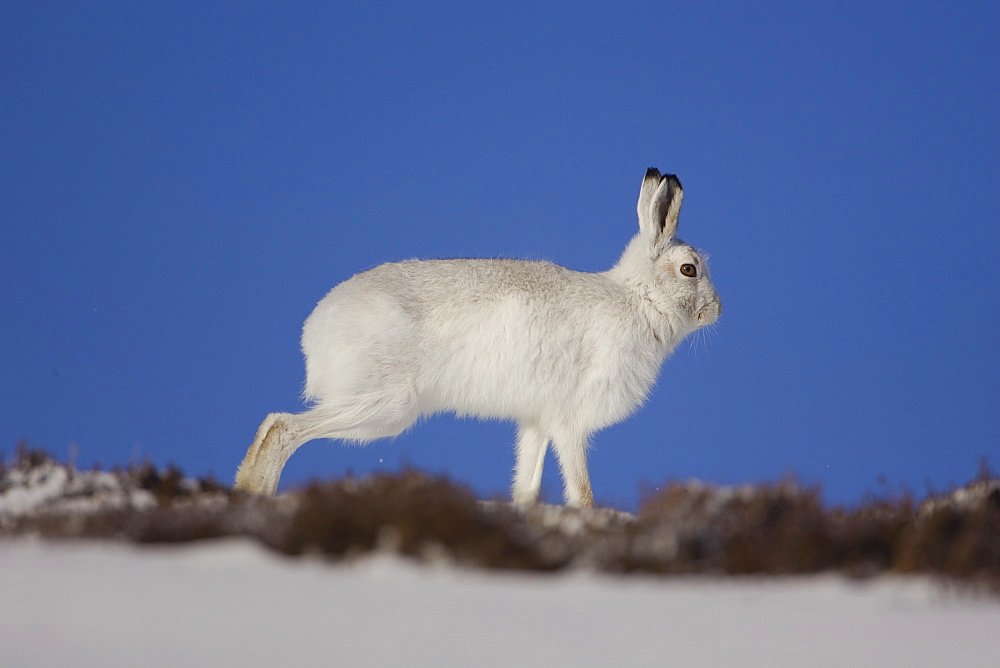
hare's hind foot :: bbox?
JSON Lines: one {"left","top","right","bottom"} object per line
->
{"left": 234, "top": 413, "right": 292, "bottom": 495}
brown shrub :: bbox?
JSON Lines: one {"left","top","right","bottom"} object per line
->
{"left": 277, "top": 472, "right": 564, "bottom": 571}
{"left": 2, "top": 446, "right": 998, "bottom": 589}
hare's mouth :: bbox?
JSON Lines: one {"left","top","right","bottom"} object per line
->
{"left": 697, "top": 301, "right": 721, "bottom": 325}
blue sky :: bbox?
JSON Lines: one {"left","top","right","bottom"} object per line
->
{"left": 3, "top": 2, "right": 997, "bottom": 509}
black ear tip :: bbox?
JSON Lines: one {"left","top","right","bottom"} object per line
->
{"left": 645, "top": 167, "right": 662, "bottom": 180}
{"left": 664, "top": 173, "right": 682, "bottom": 189}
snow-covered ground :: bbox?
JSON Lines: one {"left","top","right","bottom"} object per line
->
{"left": 3, "top": 538, "right": 998, "bottom": 667}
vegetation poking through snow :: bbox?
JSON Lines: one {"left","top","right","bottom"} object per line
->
{"left": 2, "top": 445, "right": 998, "bottom": 590}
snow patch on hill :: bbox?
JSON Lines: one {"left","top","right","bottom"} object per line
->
{"left": 2, "top": 538, "right": 998, "bottom": 667}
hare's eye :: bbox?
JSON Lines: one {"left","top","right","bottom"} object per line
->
{"left": 680, "top": 263, "right": 697, "bottom": 278}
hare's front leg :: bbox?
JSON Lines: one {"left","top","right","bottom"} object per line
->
{"left": 552, "top": 432, "right": 594, "bottom": 508}
{"left": 511, "top": 424, "right": 548, "bottom": 504}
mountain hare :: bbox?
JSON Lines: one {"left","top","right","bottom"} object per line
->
{"left": 235, "top": 168, "right": 721, "bottom": 507}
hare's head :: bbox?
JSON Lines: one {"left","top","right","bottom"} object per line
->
{"left": 618, "top": 168, "right": 721, "bottom": 336}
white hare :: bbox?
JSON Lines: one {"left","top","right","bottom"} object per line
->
{"left": 235, "top": 168, "right": 721, "bottom": 507}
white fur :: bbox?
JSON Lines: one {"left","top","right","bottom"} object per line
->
{"left": 235, "top": 168, "right": 721, "bottom": 507}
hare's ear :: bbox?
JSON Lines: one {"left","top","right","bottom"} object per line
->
{"left": 637, "top": 168, "right": 683, "bottom": 241}
{"left": 637, "top": 167, "right": 662, "bottom": 236}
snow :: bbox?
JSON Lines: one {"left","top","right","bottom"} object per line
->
{"left": 0, "top": 461, "right": 156, "bottom": 523}
{"left": 2, "top": 539, "right": 998, "bottom": 667}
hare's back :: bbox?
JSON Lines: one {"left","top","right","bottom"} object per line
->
{"left": 325, "top": 257, "right": 630, "bottom": 348}
{"left": 302, "top": 258, "right": 564, "bottom": 369}
{"left": 321, "top": 257, "right": 576, "bottom": 311}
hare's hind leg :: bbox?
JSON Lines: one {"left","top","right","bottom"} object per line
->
{"left": 511, "top": 424, "right": 548, "bottom": 504}
{"left": 234, "top": 412, "right": 300, "bottom": 495}
{"left": 551, "top": 431, "right": 594, "bottom": 508}
{"left": 235, "top": 386, "right": 420, "bottom": 495}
